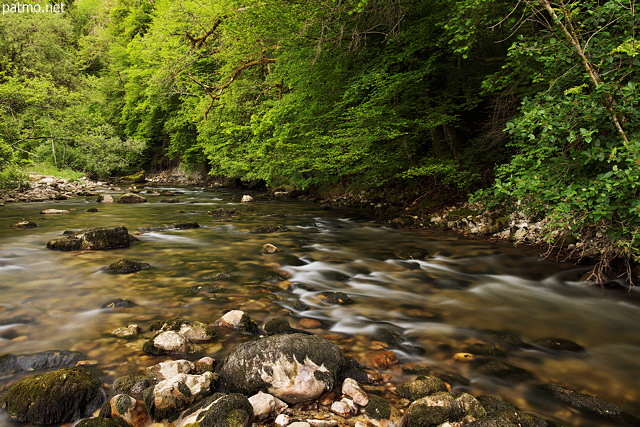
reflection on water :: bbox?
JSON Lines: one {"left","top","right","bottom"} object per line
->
{"left": 1, "top": 186, "right": 639, "bottom": 426}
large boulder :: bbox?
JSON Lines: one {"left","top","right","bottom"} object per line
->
{"left": 47, "top": 226, "right": 137, "bottom": 251}
{"left": 0, "top": 367, "right": 105, "bottom": 424}
{"left": 217, "top": 333, "right": 345, "bottom": 404}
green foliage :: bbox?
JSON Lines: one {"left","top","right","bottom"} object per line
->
{"left": 475, "top": 0, "right": 640, "bottom": 267}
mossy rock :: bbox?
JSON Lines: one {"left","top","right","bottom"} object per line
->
{"left": 364, "top": 394, "right": 392, "bottom": 420}
{"left": 263, "top": 318, "right": 309, "bottom": 336}
{"left": 197, "top": 394, "right": 253, "bottom": 427}
{"left": 462, "top": 343, "right": 507, "bottom": 357}
{"left": 401, "top": 392, "right": 455, "bottom": 427}
{"left": 47, "top": 226, "right": 136, "bottom": 251}
{"left": 1, "top": 367, "right": 105, "bottom": 424}
{"left": 397, "top": 376, "right": 448, "bottom": 401}
{"left": 113, "top": 375, "right": 155, "bottom": 398}
{"left": 105, "top": 259, "right": 151, "bottom": 274}
{"left": 76, "top": 417, "right": 128, "bottom": 427}
{"left": 118, "top": 171, "right": 146, "bottom": 183}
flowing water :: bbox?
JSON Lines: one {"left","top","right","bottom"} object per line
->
{"left": 1, "top": 186, "right": 640, "bottom": 426}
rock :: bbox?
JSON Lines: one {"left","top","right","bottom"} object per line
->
{"left": 145, "top": 371, "right": 216, "bottom": 421}
{"left": 275, "top": 413, "right": 290, "bottom": 426}
{"left": 217, "top": 333, "right": 345, "bottom": 404}
{"left": 0, "top": 350, "right": 83, "bottom": 375}
{"left": 106, "top": 394, "right": 150, "bottom": 427}
{"left": 139, "top": 222, "right": 200, "bottom": 232}
{"left": 10, "top": 220, "right": 37, "bottom": 229}
{"left": 97, "top": 194, "right": 115, "bottom": 203}
{"left": 248, "top": 391, "right": 288, "bottom": 419}
{"left": 342, "top": 378, "right": 369, "bottom": 406}
{"left": 142, "top": 331, "right": 202, "bottom": 356}
{"left": 454, "top": 393, "right": 486, "bottom": 423}
{"left": 299, "top": 318, "right": 323, "bottom": 329}
{"left": 212, "top": 310, "right": 259, "bottom": 334}
{"left": 453, "top": 352, "right": 476, "bottom": 362}
{"left": 146, "top": 359, "right": 196, "bottom": 381}
{"left": 462, "top": 343, "right": 507, "bottom": 357}
{"left": 398, "top": 249, "right": 430, "bottom": 260}
{"left": 174, "top": 393, "right": 253, "bottom": 427}
{"left": 86, "top": 207, "right": 99, "bottom": 212}
{"left": 263, "top": 243, "right": 280, "bottom": 254}
{"left": 105, "top": 259, "right": 151, "bottom": 274}
{"left": 241, "top": 195, "right": 254, "bottom": 203}
{"left": 0, "top": 367, "right": 105, "bottom": 424}
{"left": 105, "top": 324, "right": 140, "bottom": 338}
{"left": 317, "top": 291, "right": 353, "bottom": 305}
{"left": 397, "top": 376, "right": 448, "bottom": 401}
{"left": 117, "top": 193, "right": 147, "bottom": 203}
{"left": 40, "top": 208, "right": 70, "bottom": 214}
{"left": 160, "top": 198, "right": 181, "bottom": 203}
{"left": 533, "top": 338, "right": 585, "bottom": 352}
{"left": 148, "top": 317, "right": 216, "bottom": 342}
{"left": 330, "top": 399, "right": 353, "bottom": 417}
{"left": 250, "top": 224, "right": 289, "bottom": 233}
{"left": 113, "top": 375, "right": 155, "bottom": 398}
{"left": 371, "top": 350, "right": 398, "bottom": 370}
{"left": 47, "top": 226, "right": 137, "bottom": 251}
{"left": 537, "top": 384, "right": 638, "bottom": 423}
{"left": 363, "top": 394, "right": 392, "bottom": 420}
{"left": 119, "top": 171, "right": 146, "bottom": 183}
{"left": 76, "top": 417, "right": 124, "bottom": 426}
{"left": 476, "top": 360, "right": 533, "bottom": 380}
{"left": 263, "top": 317, "right": 310, "bottom": 335}
{"left": 101, "top": 298, "right": 137, "bottom": 309}
{"left": 401, "top": 392, "right": 455, "bottom": 427}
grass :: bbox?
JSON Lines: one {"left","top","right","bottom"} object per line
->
{"left": 20, "top": 162, "right": 85, "bottom": 182}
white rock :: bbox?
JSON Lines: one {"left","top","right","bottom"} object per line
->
{"left": 178, "top": 321, "right": 214, "bottom": 341}
{"left": 106, "top": 324, "right": 140, "bottom": 338}
{"left": 289, "top": 423, "right": 311, "bottom": 427}
{"left": 249, "top": 391, "right": 288, "bottom": 419}
{"left": 241, "top": 194, "right": 254, "bottom": 203}
{"left": 97, "top": 194, "right": 115, "bottom": 203}
{"left": 152, "top": 331, "right": 188, "bottom": 353}
{"left": 213, "top": 310, "right": 246, "bottom": 328}
{"left": 153, "top": 372, "right": 215, "bottom": 416}
{"left": 146, "top": 359, "right": 195, "bottom": 381}
{"left": 307, "top": 420, "right": 339, "bottom": 427}
{"left": 330, "top": 400, "right": 352, "bottom": 417}
{"left": 40, "top": 209, "right": 70, "bottom": 214}
{"left": 342, "top": 378, "right": 369, "bottom": 406}
{"left": 275, "top": 413, "right": 290, "bottom": 426}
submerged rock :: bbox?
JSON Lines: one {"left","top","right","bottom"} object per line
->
{"left": 10, "top": 220, "right": 37, "bottom": 229}
{"left": 105, "top": 259, "right": 151, "bottom": 274}
{"left": 533, "top": 338, "right": 585, "bottom": 352}
{"left": 0, "top": 350, "right": 83, "bottom": 375}
{"left": 317, "top": 291, "right": 353, "bottom": 305}
{"left": 250, "top": 224, "right": 288, "bottom": 233}
{"left": 217, "top": 333, "right": 345, "bottom": 404}
{"left": 0, "top": 367, "right": 105, "bottom": 424}
{"left": 139, "top": 222, "right": 200, "bottom": 232}
{"left": 101, "top": 299, "right": 137, "bottom": 309}
{"left": 47, "top": 226, "right": 137, "bottom": 251}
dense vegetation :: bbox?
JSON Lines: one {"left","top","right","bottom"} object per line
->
{"left": 0, "top": 0, "right": 638, "bottom": 280}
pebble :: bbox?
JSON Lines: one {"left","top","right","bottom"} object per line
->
{"left": 342, "top": 378, "right": 369, "bottom": 406}
{"left": 371, "top": 351, "right": 399, "bottom": 369}
{"left": 299, "top": 318, "right": 323, "bottom": 329}
{"left": 454, "top": 352, "right": 476, "bottom": 362}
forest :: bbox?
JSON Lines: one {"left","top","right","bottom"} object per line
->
{"left": 0, "top": 0, "right": 638, "bottom": 279}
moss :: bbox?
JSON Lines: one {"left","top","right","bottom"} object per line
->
{"left": 113, "top": 375, "right": 155, "bottom": 397}
{"left": 76, "top": 417, "right": 127, "bottom": 427}
{"left": 239, "top": 313, "right": 260, "bottom": 334}
{"left": 119, "top": 171, "right": 146, "bottom": 183}
{"left": 197, "top": 393, "right": 252, "bottom": 427}
{"left": 4, "top": 367, "right": 104, "bottom": 424}
{"left": 114, "top": 394, "right": 133, "bottom": 415}
{"left": 364, "top": 394, "right": 392, "bottom": 420}
{"left": 397, "top": 376, "right": 448, "bottom": 401}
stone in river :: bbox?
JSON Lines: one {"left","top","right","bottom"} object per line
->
{"left": 0, "top": 367, "right": 105, "bottom": 424}
{"left": 396, "top": 376, "right": 448, "bottom": 401}
{"left": 533, "top": 337, "right": 585, "bottom": 352}
{"left": 317, "top": 291, "right": 353, "bottom": 305}
{"left": 96, "top": 194, "right": 115, "bottom": 203}
{"left": 10, "top": 220, "right": 37, "bottom": 229}
{"left": 142, "top": 331, "right": 203, "bottom": 356}
{"left": 217, "top": 333, "right": 345, "bottom": 404}
{"left": 148, "top": 317, "right": 216, "bottom": 342}
{"left": 47, "top": 226, "right": 137, "bottom": 251}
{"left": 371, "top": 350, "right": 398, "bottom": 370}
{"left": 174, "top": 393, "right": 253, "bottom": 427}
{"left": 241, "top": 194, "right": 254, "bottom": 203}
{"left": 0, "top": 350, "right": 83, "bottom": 375}
{"left": 117, "top": 193, "right": 147, "bottom": 203}
{"left": 105, "top": 259, "right": 151, "bottom": 274}
{"left": 263, "top": 317, "right": 310, "bottom": 336}
{"left": 400, "top": 392, "right": 454, "bottom": 427}
{"left": 101, "top": 298, "right": 137, "bottom": 309}
{"left": 144, "top": 371, "right": 216, "bottom": 422}
{"left": 104, "top": 394, "right": 150, "bottom": 427}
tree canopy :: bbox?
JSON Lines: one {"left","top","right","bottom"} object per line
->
{"left": 0, "top": 0, "right": 638, "bottom": 277}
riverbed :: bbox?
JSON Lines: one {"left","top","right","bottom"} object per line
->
{"left": 1, "top": 186, "right": 639, "bottom": 426}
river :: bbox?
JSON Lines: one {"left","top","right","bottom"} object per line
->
{"left": 1, "top": 186, "right": 639, "bottom": 426}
